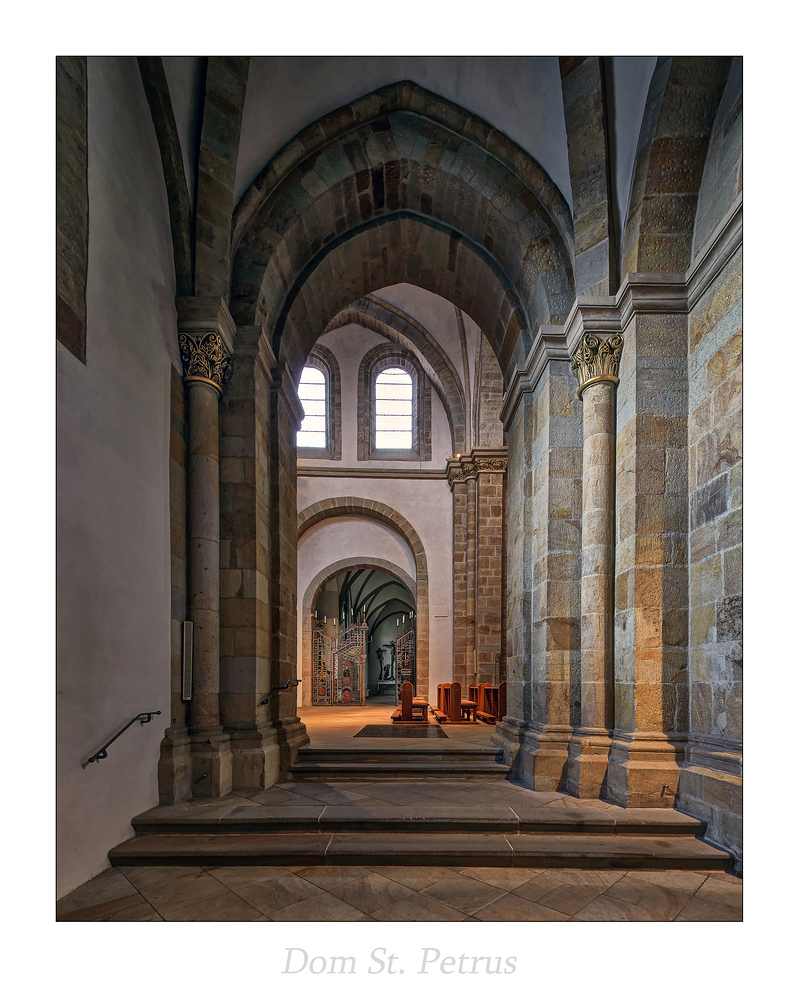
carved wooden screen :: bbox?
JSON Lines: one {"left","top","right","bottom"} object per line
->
{"left": 312, "top": 624, "right": 368, "bottom": 706}
{"left": 394, "top": 627, "right": 416, "bottom": 703}
{"left": 312, "top": 629, "right": 334, "bottom": 705}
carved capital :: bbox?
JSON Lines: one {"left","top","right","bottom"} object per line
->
{"left": 446, "top": 462, "right": 477, "bottom": 489}
{"left": 570, "top": 333, "right": 623, "bottom": 399}
{"left": 179, "top": 332, "right": 232, "bottom": 393}
{"left": 475, "top": 457, "right": 508, "bottom": 475}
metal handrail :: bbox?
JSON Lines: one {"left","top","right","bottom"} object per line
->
{"left": 82, "top": 712, "right": 162, "bottom": 767}
{"left": 261, "top": 678, "right": 301, "bottom": 706}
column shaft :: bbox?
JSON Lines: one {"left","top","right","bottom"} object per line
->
{"left": 465, "top": 474, "right": 477, "bottom": 686}
{"left": 566, "top": 331, "right": 623, "bottom": 799}
{"left": 187, "top": 380, "right": 222, "bottom": 727}
{"left": 579, "top": 379, "right": 616, "bottom": 731}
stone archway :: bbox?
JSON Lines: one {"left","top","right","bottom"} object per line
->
{"left": 298, "top": 498, "right": 430, "bottom": 697}
{"left": 230, "top": 81, "right": 575, "bottom": 380}
{"left": 299, "top": 556, "right": 417, "bottom": 707}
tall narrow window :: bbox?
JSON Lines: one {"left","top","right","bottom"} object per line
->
{"left": 375, "top": 367, "right": 413, "bottom": 449}
{"left": 297, "top": 366, "right": 327, "bottom": 448}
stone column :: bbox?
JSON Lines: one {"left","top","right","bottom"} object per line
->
{"left": 567, "top": 333, "right": 623, "bottom": 798}
{"left": 465, "top": 469, "right": 478, "bottom": 686}
{"left": 447, "top": 450, "right": 507, "bottom": 693}
{"left": 450, "top": 475, "right": 469, "bottom": 692}
{"left": 269, "top": 363, "right": 309, "bottom": 774}
{"left": 492, "top": 350, "right": 582, "bottom": 791}
{"left": 474, "top": 455, "right": 508, "bottom": 686}
{"left": 178, "top": 321, "right": 233, "bottom": 797}
{"left": 218, "top": 325, "right": 280, "bottom": 792}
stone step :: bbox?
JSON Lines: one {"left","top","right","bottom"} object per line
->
{"left": 131, "top": 802, "right": 708, "bottom": 837}
{"left": 110, "top": 831, "right": 731, "bottom": 870}
{"left": 297, "top": 746, "right": 500, "bottom": 762}
{"left": 288, "top": 760, "right": 511, "bottom": 780}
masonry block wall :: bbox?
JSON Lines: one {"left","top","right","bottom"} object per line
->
{"left": 678, "top": 244, "right": 742, "bottom": 857}
{"left": 674, "top": 58, "right": 743, "bottom": 861}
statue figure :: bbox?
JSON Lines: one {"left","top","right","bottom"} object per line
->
{"left": 376, "top": 646, "right": 385, "bottom": 680}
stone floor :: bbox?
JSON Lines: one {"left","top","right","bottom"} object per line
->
{"left": 57, "top": 862, "right": 742, "bottom": 921}
{"left": 297, "top": 696, "right": 497, "bottom": 750}
{"left": 58, "top": 701, "right": 742, "bottom": 921}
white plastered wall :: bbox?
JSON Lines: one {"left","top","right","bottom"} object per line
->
{"left": 56, "top": 57, "right": 176, "bottom": 898}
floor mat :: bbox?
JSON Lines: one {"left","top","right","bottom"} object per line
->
{"left": 354, "top": 725, "right": 448, "bottom": 738}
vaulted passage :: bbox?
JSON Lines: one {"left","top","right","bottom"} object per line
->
{"left": 57, "top": 57, "right": 743, "bottom": 921}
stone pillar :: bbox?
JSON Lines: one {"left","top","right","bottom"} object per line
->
{"left": 465, "top": 470, "right": 478, "bottom": 686}
{"left": 475, "top": 456, "right": 507, "bottom": 685}
{"left": 218, "top": 325, "right": 280, "bottom": 792}
{"left": 566, "top": 333, "right": 623, "bottom": 798}
{"left": 607, "top": 310, "right": 689, "bottom": 808}
{"left": 451, "top": 476, "right": 469, "bottom": 692}
{"left": 269, "top": 363, "right": 309, "bottom": 774}
{"left": 447, "top": 450, "right": 507, "bottom": 693}
{"left": 492, "top": 350, "right": 582, "bottom": 791}
{"left": 179, "top": 322, "right": 234, "bottom": 797}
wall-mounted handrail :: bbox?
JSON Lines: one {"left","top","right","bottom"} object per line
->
{"left": 82, "top": 712, "right": 162, "bottom": 767}
{"left": 260, "top": 679, "right": 301, "bottom": 706}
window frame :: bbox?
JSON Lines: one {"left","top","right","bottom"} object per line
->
{"left": 358, "top": 345, "right": 431, "bottom": 462}
{"left": 296, "top": 345, "right": 341, "bottom": 460}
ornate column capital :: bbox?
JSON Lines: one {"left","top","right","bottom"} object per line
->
{"left": 569, "top": 333, "right": 624, "bottom": 399}
{"left": 474, "top": 457, "right": 508, "bottom": 475}
{"left": 446, "top": 450, "right": 508, "bottom": 490}
{"left": 179, "top": 332, "right": 232, "bottom": 394}
{"left": 446, "top": 459, "right": 477, "bottom": 490}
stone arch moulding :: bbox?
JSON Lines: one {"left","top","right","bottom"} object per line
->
{"left": 297, "top": 497, "right": 430, "bottom": 698}
{"left": 230, "top": 81, "right": 576, "bottom": 381}
{"left": 299, "top": 556, "right": 417, "bottom": 707}
{"left": 621, "top": 56, "right": 733, "bottom": 278}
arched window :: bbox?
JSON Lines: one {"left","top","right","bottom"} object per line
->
{"left": 357, "top": 345, "right": 431, "bottom": 461}
{"left": 375, "top": 367, "right": 413, "bottom": 449}
{"left": 295, "top": 346, "right": 342, "bottom": 460}
{"left": 297, "top": 366, "right": 326, "bottom": 448}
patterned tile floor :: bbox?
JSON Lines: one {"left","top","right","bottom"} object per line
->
{"left": 57, "top": 863, "right": 742, "bottom": 921}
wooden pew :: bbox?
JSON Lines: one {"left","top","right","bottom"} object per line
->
{"left": 391, "top": 681, "right": 429, "bottom": 723}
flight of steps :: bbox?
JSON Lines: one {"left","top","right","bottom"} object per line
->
{"left": 109, "top": 784, "right": 733, "bottom": 873}
{"left": 288, "top": 744, "right": 511, "bottom": 781}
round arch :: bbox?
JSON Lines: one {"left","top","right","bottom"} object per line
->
{"left": 230, "top": 81, "right": 575, "bottom": 381}
{"left": 297, "top": 497, "right": 430, "bottom": 696}
{"left": 299, "top": 556, "right": 417, "bottom": 706}
{"left": 621, "top": 56, "right": 733, "bottom": 279}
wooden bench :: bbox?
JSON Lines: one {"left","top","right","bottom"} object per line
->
{"left": 391, "top": 681, "right": 429, "bottom": 723}
{"left": 431, "top": 682, "right": 478, "bottom": 724}
{"left": 473, "top": 682, "right": 507, "bottom": 724}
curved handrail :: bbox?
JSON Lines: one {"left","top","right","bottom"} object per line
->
{"left": 260, "top": 679, "right": 301, "bottom": 706}
{"left": 82, "top": 712, "right": 162, "bottom": 767}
